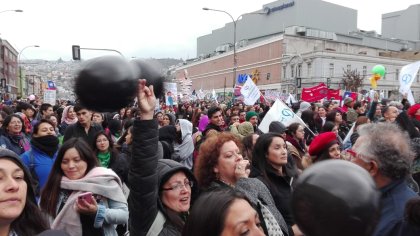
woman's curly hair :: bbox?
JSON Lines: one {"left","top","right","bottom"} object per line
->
{"left": 194, "top": 132, "right": 242, "bottom": 189}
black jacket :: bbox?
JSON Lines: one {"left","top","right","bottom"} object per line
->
{"left": 128, "top": 119, "right": 197, "bottom": 236}
{"left": 109, "top": 151, "right": 129, "bottom": 184}
{"left": 250, "top": 165, "right": 296, "bottom": 229}
{"left": 63, "top": 122, "right": 103, "bottom": 145}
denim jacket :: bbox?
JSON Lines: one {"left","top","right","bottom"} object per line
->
{"left": 373, "top": 179, "right": 417, "bottom": 236}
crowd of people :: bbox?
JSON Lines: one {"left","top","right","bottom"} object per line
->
{"left": 0, "top": 80, "right": 420, "bottom": 236}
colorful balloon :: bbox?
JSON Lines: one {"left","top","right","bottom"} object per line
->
{"left": 369, "top": 74, "right": 382, "bottom": 88}
{"left": 372, "top": 65, "right": 386, "bottom": 77}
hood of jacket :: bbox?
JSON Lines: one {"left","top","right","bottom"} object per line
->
{"left": 156, "top": 159, "right": 198, "bottom": 211}
{"left": 178, "top": 119, "right": 192, "bottom": 140}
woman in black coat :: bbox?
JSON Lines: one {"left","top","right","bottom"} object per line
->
{"left": 251, "top": 132, "right": 302, "bottom": 236}
{"left": 128, "top": 79, "right": 198, "bottom": 236}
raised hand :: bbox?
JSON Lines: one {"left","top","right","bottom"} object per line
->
{"left": 137, "top": 79, "right": 156, "bottom": 120}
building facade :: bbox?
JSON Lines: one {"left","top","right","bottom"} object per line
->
{"left": 175, "top": 0, "right": 420, "bottom": 101}
{"left": 0, "top": 39, "right": 19, "bottom": 99}
{"left": 382, "top": 4, "right": 420, "bottom": 42}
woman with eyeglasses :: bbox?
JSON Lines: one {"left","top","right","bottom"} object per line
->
{"left": 0, "top": 114, "right": 31, "bottom": 155}
{"left": 128, "top": 79, "right": 198, "bottom": 236}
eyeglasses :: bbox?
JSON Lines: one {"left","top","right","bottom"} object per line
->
{"left": 162, "top": 180, "right": 193, "bottom": 192}
{"left": 9, "top": 121, "right": 22, "bottom": 125}
{"left": 344, "top": 149, "right": 370, "bottom": 162}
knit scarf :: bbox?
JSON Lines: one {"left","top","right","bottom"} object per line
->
{"left": 31, "top": 135, "right": 59, "bottom": 157}
{"left": 61, "top": 106, "right": 78, "bottom": 125}
{"left": 97, "top": 151, "right": 111, "bottom": 168}
{"left": 7, "top": 132, "right": 30, "bottom": 152}
{"left": 51, "top": 167, "right": 126, "bottom": 236}
{"left": 286, "top": 135, "right": 306, "bottom": 154}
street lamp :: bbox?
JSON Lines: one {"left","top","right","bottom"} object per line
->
{"left": 18, "top": 45, "right": 39, "bottom": 97}
{"left": 203, "top": 7, "right": 268, "bottom": 89}
{"left": 0, "top": 9, "right": 23, "bottom": 14}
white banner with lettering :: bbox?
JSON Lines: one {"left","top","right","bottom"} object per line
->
{"left": 259, "top": 99, "right": 305, "bottom": 133}
{"left": 43, "top": 90, "right": 56, "bottom": 105}
{"left": 240, "top": 76, "right": 260, "bottom": 105}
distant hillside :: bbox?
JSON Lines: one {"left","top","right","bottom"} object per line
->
{"left": 156, "top": 58, "right": 183, "bottom": 69}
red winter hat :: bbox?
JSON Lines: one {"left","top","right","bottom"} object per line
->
{"left": 309, "top": 132, "right": 338, "bottom": 156}
{"left": 408, "top": 104, "right": 420, "bottom": 117}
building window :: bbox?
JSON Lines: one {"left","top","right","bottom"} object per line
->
{"left": 283, "top": 66, "right": 286, "bottom": 79}
{"left": 396, "top": 69, "right": 399, "bottom": 80}
{"left": 291, "top": 65, "right": 295, "bottom": 78}
{"left": 307, "top": 62, "right": 312, "bottom": 77}
{"left": 363, "top": 66, "right": 367, "bottom": 77}
{"left": 297, "top": 64, "right": 302, "bottom": 77}
{"left": 266, "top": 73, "right": 271, "bottom": 80}
{"left": 347, "top": 65, "right": 351, "bottom": 71}
{"left": 329, "top": 63, "right": 334, "bottom": 77}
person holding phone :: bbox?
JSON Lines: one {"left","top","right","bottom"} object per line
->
{"left": 39, "top": 138, "right": 128, "bottom": 236}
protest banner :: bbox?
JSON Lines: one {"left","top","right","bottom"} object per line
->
{"left": 327, "top": 89, "right": 340, "bottom": 100}
{"left": 240, "top": 76, "right": 261, "bottom": 105}
{"left": 301, "top": 83, "right": 328, "bottom": 102}
{"left": 43, "top": 90, "right": 56, "bottom": 105}
{"left": 264, "top": 89, "right": 289, "bottom": 102}
{"left": 163, "top": 82, "right": 178, "bottom": 106}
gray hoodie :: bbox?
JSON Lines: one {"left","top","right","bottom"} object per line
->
{"left": 172, "top": 119, "right": 194, "bottom": 170}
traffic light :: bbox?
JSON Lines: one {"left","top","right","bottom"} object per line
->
{"left": 72, "top": 45, "right": 81, "bottom": 60}
{"left": 296, "top": 77, "right": 302, "bottom": 88}
{"left": 0, "top": 78, "right": 6, "bottom": 88}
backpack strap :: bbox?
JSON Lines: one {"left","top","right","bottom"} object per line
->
{"left": 146, "top": 211, "right": 166, "bottom": 236}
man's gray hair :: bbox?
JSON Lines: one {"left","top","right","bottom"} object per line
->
{"left": 355, "top": 123, "right": 414, "bottom": 180}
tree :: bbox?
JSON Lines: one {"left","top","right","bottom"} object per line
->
{"left": 342, "top": 69, "right": 364, "bottom": 92}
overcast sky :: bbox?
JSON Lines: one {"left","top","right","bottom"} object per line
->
{"left": 1, "top": 0, "right": 418, "bottom": 61}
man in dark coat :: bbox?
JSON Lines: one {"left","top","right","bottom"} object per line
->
{"left": 352, "top": 123, "right": 417, "bottom": 236}
{"left": 63, "top": 103, "right": 102, "bottom": 144}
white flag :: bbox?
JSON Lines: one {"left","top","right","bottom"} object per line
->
{"left": 342, "top": 122, "right": 355, "bottom": 145}
{"left": 212, "top": 89, "right": 219, "bottom": 104}
{"left": 240, "top": 76, "right": 261, "bottom": 105}
{"left": 197, "top": 89, "right": 205, "bottom": 99}
{"left": 259, "top": 99, "right": 306, "bottom": 133}
{"left": 286, "top": 93, "right": 297, "bottom": 105}
{"left": 399, "top": 61, "right": 420, "bottom": 96}
{"left": 407, "top": 89, "right": 415, "bottom": 105}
